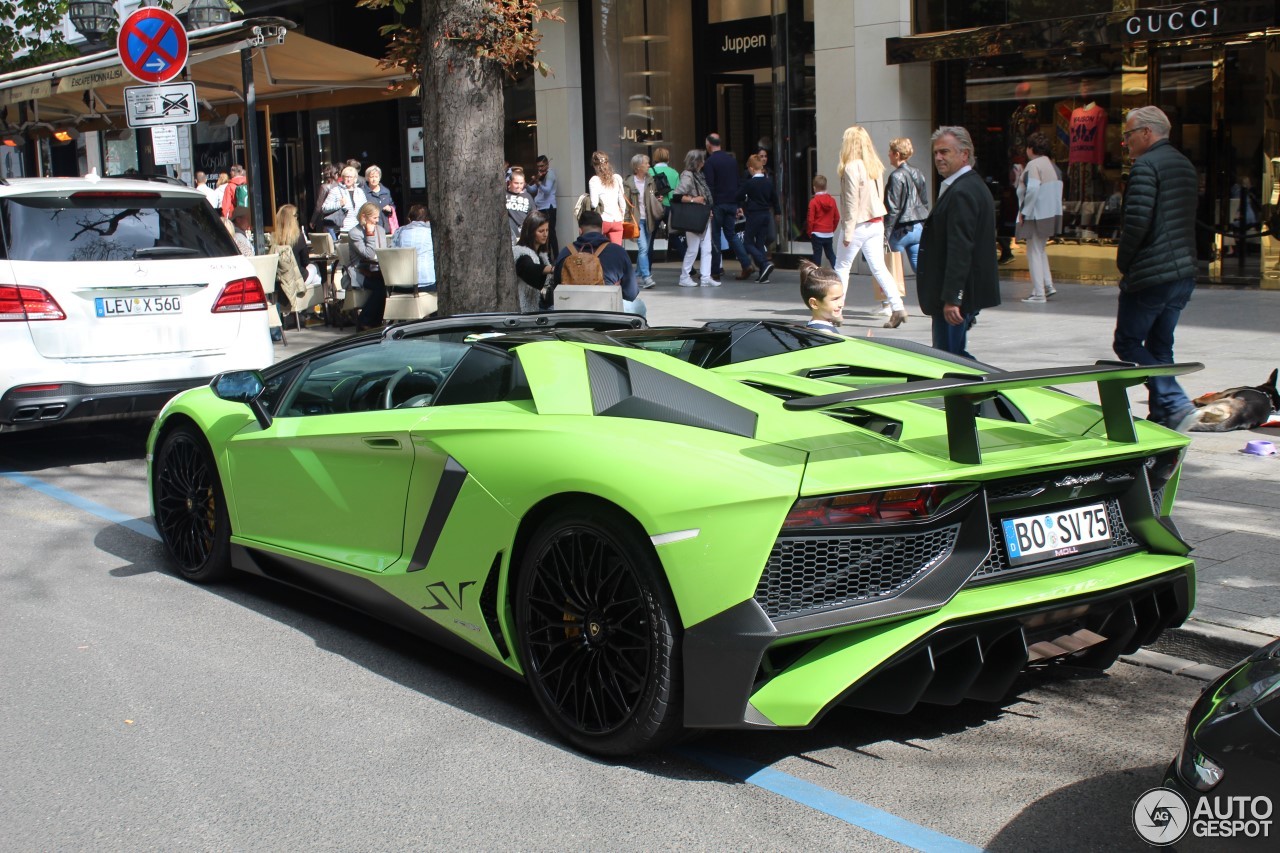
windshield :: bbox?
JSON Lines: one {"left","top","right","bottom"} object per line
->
{"left": 0, "top": 194, "right": 238, "bottom": 262}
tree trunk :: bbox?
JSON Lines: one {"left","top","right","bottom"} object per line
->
{"left": 421, "top": 0, "right": 518, "bottom": 316}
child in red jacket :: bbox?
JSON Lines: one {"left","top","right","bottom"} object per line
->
{"left": 807, "top": 175, "right": 839, "bottom": 267}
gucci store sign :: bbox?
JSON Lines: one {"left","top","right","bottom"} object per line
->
{"left": 888, "top": 0, "right": 1265, "bottom": 64}
{"left": 1122, "top": 4, "right": 1221, "bottom": 39}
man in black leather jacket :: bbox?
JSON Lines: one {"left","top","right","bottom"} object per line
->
{"left": 1114, "top": 106, "right": 1199, "bottom": 431}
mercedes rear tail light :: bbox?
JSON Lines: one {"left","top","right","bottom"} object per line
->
{"left": 211, "top": 277, "right": 268, "bottom": 313}
{"left": 0, "top": 285, "right": 67, "bottom": 321}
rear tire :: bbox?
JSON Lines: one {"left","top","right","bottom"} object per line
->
{"left": 153, "top": 424, "right": 232, "bottom": 583}
{"left": 515, "top": 503, "right": 683, "bottom": 756}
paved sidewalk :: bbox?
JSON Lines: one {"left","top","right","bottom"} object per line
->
{"left": 281, "top": 260, "right": 1280, "bottom": 660}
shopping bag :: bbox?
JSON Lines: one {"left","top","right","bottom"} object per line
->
{"left": 875, "top": 249, "right": 908, "bottom": 301}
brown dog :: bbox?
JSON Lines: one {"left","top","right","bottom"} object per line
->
{"left": 1190, "top": 369, "right": 1279, "bottom": 432}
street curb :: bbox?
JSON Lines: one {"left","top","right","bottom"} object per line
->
{"left": 1151, "top": 619, "right": 1276, "bottom": 669}
{"left": 1119, "top": 649, "right": 1226, "bottom": 682}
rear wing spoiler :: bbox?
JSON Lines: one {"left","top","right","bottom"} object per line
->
{"left": 782, "top": 360, "right": 1204, "bottom": 464}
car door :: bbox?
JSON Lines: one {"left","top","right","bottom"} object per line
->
{"left": 224, "top": 338, "right": 467, "bottom": 572}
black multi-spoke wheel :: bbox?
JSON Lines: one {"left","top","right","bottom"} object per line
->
{"left": 153, "top": 424, "right": 231, "bottom": 583}
{"left": 516, "top": 504, "right": 682, "bottom": 755}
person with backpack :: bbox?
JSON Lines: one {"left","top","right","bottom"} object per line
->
{"left": 552, "top": 211, "right": 645, "bottom": 317}
{"left": 649, "top": 147, "right": 681, "bottom": 259}
{"left": 220, "top": 164, "right": 249, "bottom": 222}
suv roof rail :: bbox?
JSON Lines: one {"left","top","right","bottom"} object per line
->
{"left": 104, "top": 173, "right": 189, "bottom": 187}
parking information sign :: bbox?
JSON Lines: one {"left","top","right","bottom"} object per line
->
{"left": 150, "top": 125, "right": 181, "bottom": 165}
{"left": 117, "top": 7, "right": 189, "bottom": 85}
{"left": 124, "top": 82, "right": 198, "bottom": 128}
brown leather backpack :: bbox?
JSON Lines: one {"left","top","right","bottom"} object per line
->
{"left": 559, "top": 242, "right": 608, "bottom": 285}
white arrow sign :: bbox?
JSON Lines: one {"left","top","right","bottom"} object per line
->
{"left": 124, "top": 83, "right": 198, "bottom": 128}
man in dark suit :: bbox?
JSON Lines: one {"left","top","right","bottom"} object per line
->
{"left": 916, "top": 126, "right": 1001, "bottom": 359}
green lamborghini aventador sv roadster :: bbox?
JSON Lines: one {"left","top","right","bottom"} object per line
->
{"left": 148, "top": 312, "right": 1200, "bottom": 755}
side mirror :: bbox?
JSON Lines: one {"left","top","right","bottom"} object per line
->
{"left": 212, "top": 370, "right": 264, "bottom": 402}
{"left": 211, "top": 370, "right": 271, "bottom": 429}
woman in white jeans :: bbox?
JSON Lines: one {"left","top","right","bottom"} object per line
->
{"left": 673, "top": 149, "right": 717, "bottom": 287}
{"left": 833, "top": 125, "right": 907, "bottom": 327}
{"left": 1015, "top": 131, "right": 1063, "bottom": 303}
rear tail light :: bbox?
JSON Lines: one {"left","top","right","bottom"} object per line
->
{"left": 783, "top": 484, "right": 973, "bottom": 529}
{"left": 0, "top": 285, "right": 67, "bottom": 321}
{"left": 211, "top": 277, "right": 268, "bottom": 313}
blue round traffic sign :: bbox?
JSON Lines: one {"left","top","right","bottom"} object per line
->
{"left": 117, "top": 7, "right": 189, "bottom": 85}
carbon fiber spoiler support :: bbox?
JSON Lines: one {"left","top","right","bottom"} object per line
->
{"left": 782, "top": 360, "right": 1204, "bottom": 464}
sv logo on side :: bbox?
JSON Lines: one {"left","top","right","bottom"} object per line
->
{"left": 422, "top": 580, "right": 476, "bottom": 611}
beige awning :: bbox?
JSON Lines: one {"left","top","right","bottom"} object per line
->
{"left": 0, "top": 17, "right": 414, "bottom": 126}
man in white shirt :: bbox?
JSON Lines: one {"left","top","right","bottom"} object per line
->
{"left": 194, "top": 171, "right": 221, "bottom": 207}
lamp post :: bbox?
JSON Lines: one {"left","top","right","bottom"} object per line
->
{"left": 67, "top": 0, "right": 116, "bottom": 45}
{"left": 187, "top": 0, "right": 233, "bottom": 30}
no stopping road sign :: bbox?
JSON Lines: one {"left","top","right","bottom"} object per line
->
{"left": 117, "top": 7, "right": 189, "bottom": 85}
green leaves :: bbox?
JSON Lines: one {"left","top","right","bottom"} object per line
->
{"left": 357, "top": 0, "right": 563, "bottom": 79}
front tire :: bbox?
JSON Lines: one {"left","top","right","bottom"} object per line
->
{"left": 515, "top": 503, "right": 683, "bottom": 756}
{"left": 153, "top": 424, "right": 232, "bottom": 583}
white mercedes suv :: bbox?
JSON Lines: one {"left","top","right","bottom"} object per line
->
{"left": 0, "top": 174, "right": 272, "bottom": 432}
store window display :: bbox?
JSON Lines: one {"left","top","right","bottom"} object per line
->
{"left": 1066, "top": 78, "right": 1107, "bottom": 242}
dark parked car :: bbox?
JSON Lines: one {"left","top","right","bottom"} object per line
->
{"left": 1165, "top": 638, "right": 1280, "bottom": 800}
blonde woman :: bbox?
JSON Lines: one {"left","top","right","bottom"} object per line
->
{"left": 624, "top": 153, "right": 662, "bottom": 288}
{"left": 834, "top": 126, "right": 907, "bottom": 328}
{"left": 271, "top": 204, "right": 310, "bottom": 317}
{"left": 348, "top": 202, "right": 387, "bottom": 330}
{"left": 322, "top": 165, "right": 368, "bottom": 234}
{"left": 589, "top": 150, "right": 627, "bottom": 245}
{"left": 213, "top": 172, "right": 230, "bottom": 208}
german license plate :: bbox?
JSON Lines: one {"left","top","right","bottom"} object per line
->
{"left": 95, "top": 295, "right": 182, "bottom": 318}
{"left": 1001, "top": 503, "right": 1111, "bottom": 566}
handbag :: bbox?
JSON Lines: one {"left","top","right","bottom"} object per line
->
{"left": 323, "top": 208, "right": 346, "bottom": 230}
{"left": 668, "top": 200, "right": 711, "bottom": 233}
{"left": 621, "top": 194, "right": 640, "bottom": 239}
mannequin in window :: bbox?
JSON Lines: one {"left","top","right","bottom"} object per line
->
{"left": 1009, "top": 81, "right": 1039, "bottom": 170}
{"left": 1225, "top": 175, "right": 1261, "bottom": 257}
{"left": 1000, "top": 81, "right": 1039, "bottom": 263}
{"left": 1067, "top": 78, "right": 1107, "bottom": 241}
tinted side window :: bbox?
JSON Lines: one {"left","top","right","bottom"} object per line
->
{"left": 1, "top": 194, "right": 238, "bottom": 262}
{"left": 702, "top": 322, "right": 839, "bottom": 367}
{"left": 259, "top": 365, "right": 304, "bottom": 416}
{"left": 433, "top": 345, "right": 529, "bottom": 407}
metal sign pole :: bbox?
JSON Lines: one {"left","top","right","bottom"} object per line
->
{"left": 241, "top": 45, "right": 266, "bottom": 255}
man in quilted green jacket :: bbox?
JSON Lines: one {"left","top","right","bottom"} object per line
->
{"left": 1113, "top": 106, "right": 1199, "bottom": 432}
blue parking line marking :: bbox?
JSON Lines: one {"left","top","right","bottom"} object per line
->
{"left": 679, "top": 746, "right": 984, "bottom": 853}
{"left": 0, "top": 470, "right": 161, "bottom": 542}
